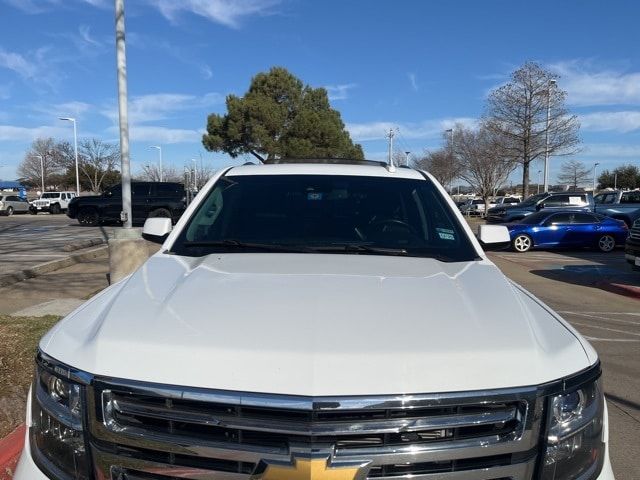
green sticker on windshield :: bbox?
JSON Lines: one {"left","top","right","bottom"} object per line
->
{"left": 436, "top": 228, "right": 455, "bottom": 241}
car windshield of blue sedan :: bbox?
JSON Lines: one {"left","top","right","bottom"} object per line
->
{"left": 518, "top": 212, "right": 551, "bottom": 224}
{"left": 171, "top": 174, "right": 479, "bottom": 261}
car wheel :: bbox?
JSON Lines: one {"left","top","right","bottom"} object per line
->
{"left": 512, "top": 234, "right": 533, "bottom": 253}
{"left": 597, "top": 234, "right": 616, "bottom": 253}
{"left": 6, "top": 206, "right": 13, "bottom": 216}
{"left": 29, "top": 208, "right": 37, "bottom": 215}
{"left": 77, "top": 208, "right": 99, "bottom": 226}
{"left": 148, "top": 208, "right": 172, "bottom": 219}
{"left": 50, "top": 203, "right": 61, "bottom": 214}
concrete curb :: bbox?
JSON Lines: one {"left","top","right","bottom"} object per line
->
{"left": 596, "top": 280, "right": 640, "bottom": 300}
{"left": 62, "top": 237, "right": 106, "bottom": 252}
{"left": 0, "top": 424, "right": 25, "bottom": 480}
{"left": 0, "top": 245, "right": 108, "bottom": 288}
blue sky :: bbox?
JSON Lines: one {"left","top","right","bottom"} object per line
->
{"left": 1, "top": 0, "right": 639, "bottom": 184}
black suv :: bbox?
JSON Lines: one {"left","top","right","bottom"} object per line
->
{"left": 486, "top": 192, "right": 594, "bottom": 223}
{"left": 67, "top": 182, "right": 186, "bottom": 226}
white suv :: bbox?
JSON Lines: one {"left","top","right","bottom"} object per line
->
{"left": 29, "top": 191, "right": 77, "bottom": 214}
{"left": 16, "top": 160, "right": 614, "bottom": 480}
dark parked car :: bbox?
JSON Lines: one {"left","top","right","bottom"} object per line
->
{"left": 486, "top": 192, "right": 593, "bottom": 223}
{"left": 506, "top": 210, "right": 628, "bottom": 253}
{"left": 594, "top": 189, "right": 640, "bottom": 227}
{"left": 67, "top": 182, "right": 186, "bottom": 226}
{"left": 625, "top": 218, "right": 640, "bottom": 270}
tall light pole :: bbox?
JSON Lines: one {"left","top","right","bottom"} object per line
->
{"left": 191, "top": 159, "right": 198, "bottom": 191}
{"left": 115, "top": 0, "right": 132, "bottom": 228}
{"left": 593, "top": 162, "right": 600, "bottom": 192}
{"left": 445, "top": 128, "right": 454, "bottom": 193}
{"left": 537, "top": 170, "right": 542, "bottom": 194}
{"left": 150, "top": 145, "right": 163, "bottom": 181}
{"left": 543, "top": 79, "right": 556, "bottom": 193}
{"left": 31, "top": 155, "right": 45, "bottom": 193}
{"left": 59, "top": 117, "right": 80, "bottom": 195}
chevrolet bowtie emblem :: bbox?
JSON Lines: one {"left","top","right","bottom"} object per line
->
{"left": 253, "top": 456, "right": 363, "bottom": 480}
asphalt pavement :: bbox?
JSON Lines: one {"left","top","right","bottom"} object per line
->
{"left": 489, "top": 249, "right": 640, "bottom": 479}
{"left": 0, "top": 213, "right": 113, "bottom": 275}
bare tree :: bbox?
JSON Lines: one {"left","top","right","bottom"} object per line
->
{"left": 485, "top": 62, "right": 580, "bottom": 198}
{"left": 137, "top": 164, "right": 182, "bottom": 182}
{"left": 413, "top": 149, "right": 461, "bottom": 191}
{"left": 454, "top": 124, "right": 519, "bottom": 213}
{"left": 17, "top": 138, "right": 65, "bottom": 191}
{"left": 557, "top": 160, "right": 590, "bottom": 188}
{"left": 78, "top": 139, "right": 120, "bottom": 193}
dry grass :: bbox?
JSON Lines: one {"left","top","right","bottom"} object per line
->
{"left": 0, "top": 315, "right": 60, "bottom": 438}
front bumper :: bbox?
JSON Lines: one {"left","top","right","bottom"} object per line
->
{"left": 625, "top": 238, "right": 640, "bottom": 266}
{"left": 14, "top": 385, "right": 618, "bottom": 480}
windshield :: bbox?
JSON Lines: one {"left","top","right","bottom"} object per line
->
{"left": 40, "top": 193, "right": 59, "bottom": 199}
{"left": 518, "top": 193, "right": 546, "bottom": 208}
{"left": 171, "top": 174, "right": 479, "bottom": 262}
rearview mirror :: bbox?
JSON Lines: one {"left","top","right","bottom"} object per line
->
{"left": 477, "top": 225, "right": 511, "bottom": 250}
{"left": 142, "top": 217, "right": 172, "bottom": 244}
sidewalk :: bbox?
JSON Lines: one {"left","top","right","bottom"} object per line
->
{"left": 0, "top": 252, "right": 110, "bottom": 316}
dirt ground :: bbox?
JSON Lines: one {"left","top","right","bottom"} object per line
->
{"left": 0, "top": 315, "right": 60, "bottom": 438}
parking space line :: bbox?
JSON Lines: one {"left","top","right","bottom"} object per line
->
{"left": 571, "top": 322, "right": 640, "bottom": 337}
{"left": 562, "top": 312, "right": 640, "bottom": 326}
{"left": 584, "top": 336, "right": 640, "bottom": 342}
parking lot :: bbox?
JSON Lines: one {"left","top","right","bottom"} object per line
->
{"left": 489, "top": 249, "right": 639, "bottom": 478}
{"left": 0, "top": 215, "right": 638, "bottom": 477}
{"left": 0, "top": 213, "right": 113, "bottom": 275}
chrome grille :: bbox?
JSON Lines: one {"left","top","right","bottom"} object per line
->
{"left": 88, "top": 380, "right": 542, "bottom": 480}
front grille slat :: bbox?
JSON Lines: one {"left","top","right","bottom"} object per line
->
{"left": 111, "top": 395, "right": 518, "bottom": 436}
{"left": 88, "top": 382, "right": 542, "bottom": 480}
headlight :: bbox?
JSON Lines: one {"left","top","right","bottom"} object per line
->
{"left": 540, "top": 376, "right": 605, "bottom": 480}
{"left": 30, "top": 353, "right": 90, "bottom": 479}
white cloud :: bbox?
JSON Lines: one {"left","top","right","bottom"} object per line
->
{"left": 581, "top": 143, "right": 640, "bottom": 158}
{"left": 580, "top": 111, "right": 640, "bottom": 133}
{"left": 325, "top": 83, "right": 356, "bottom": 101}
{"left": 101, "top": 92, "right": 223, "bottom": 124}
{"left": 346, "top": 118, "right": 477, "bottom": 142}
{"left": 550, "top": 60, "right": 640, "bottom": 106}
{"left": 200, "top": 64, "right": 213, "bottom": 80}
{"left": 119, "top": 126, "right": 202, "bottom": 144}
{"left": 0, "top": 124, "right": 69, "bottom": 141}
{"left": 148, "top": 0, "right": 281, "bottom": 28}
{"left": 408, "top": 73, "right": 418, "bottom": 92}
{"left": 0, "top": 48, "right": 37, "bottom": 79}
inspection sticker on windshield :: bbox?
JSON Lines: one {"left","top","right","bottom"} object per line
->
{"left": 436, "top": 228, "right": 455, "bottom": 241}
{"left": 307, "top": 192, "right": 323, "bottom": 201}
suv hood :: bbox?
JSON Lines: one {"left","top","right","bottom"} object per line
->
{"left": 41, "top": 253, "right": 593, "bottom": 396}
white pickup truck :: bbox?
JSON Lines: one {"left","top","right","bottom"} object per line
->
{"left": 17, "top": 159, "right": 614, "bottom": 480}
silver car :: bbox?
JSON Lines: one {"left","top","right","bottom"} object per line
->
{"left": 0, "top": 194, "right": 30, "bottom": 216}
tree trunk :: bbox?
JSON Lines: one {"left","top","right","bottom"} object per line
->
{"left": 522, "top": 160, "right": 530, "bottom": 199}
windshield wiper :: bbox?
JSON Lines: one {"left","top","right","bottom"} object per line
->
{"left": 181, "top": 239, "right": 312, "bottom": 253}
{"left": 310, "top": 243, "right": 408, "bottom": 256}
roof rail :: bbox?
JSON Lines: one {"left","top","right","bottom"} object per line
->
{"left": 263, "top": 158, "right": 389, "bottom": 167}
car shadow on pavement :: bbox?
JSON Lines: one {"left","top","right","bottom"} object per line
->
{"left": 528, "top": 249, "right": 640, "bottom": 295}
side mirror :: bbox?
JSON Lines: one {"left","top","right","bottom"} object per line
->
{"left": 142, "top": 217, "right": 172, "bottom": 244}
{"left": 536, "top": 202, "right": 545, "bottom": 211}
{"left": 477, "top": 225, "right": 511, "bottom": 250}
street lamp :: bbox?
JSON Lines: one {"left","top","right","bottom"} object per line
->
{"left": 191, "top": 159, "right": 198, "bottom": 191}
{"left": 543, "top": 79, "right": 557, "bottom": 193}
{"left": 150, "top": 145, "right": 163, "bottom": 181}
{"left": 445, "top": 128, "right": 455, "bottom": 193}
{"left": 59, "top": 117, "right": 80, "bottom": 195}
{"left": 593, "top": 162, "right": 600, "bottom": 192}
{"left": 30, "top": 155, "right": 45, "bottom": 193}
{"left": 537, "top": 170, "right": 542, "bottom": 194}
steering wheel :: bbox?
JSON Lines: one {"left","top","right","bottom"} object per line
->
{"left": 369, "top": 218, "right": 418, "bottom": 236}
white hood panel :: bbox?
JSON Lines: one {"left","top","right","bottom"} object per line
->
{"left": 41, "top": 253, "right": 591, "bottom": 396}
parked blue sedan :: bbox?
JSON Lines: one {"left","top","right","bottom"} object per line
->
{"left": 507, "top": 210, "right": 628, "bottom": 253}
